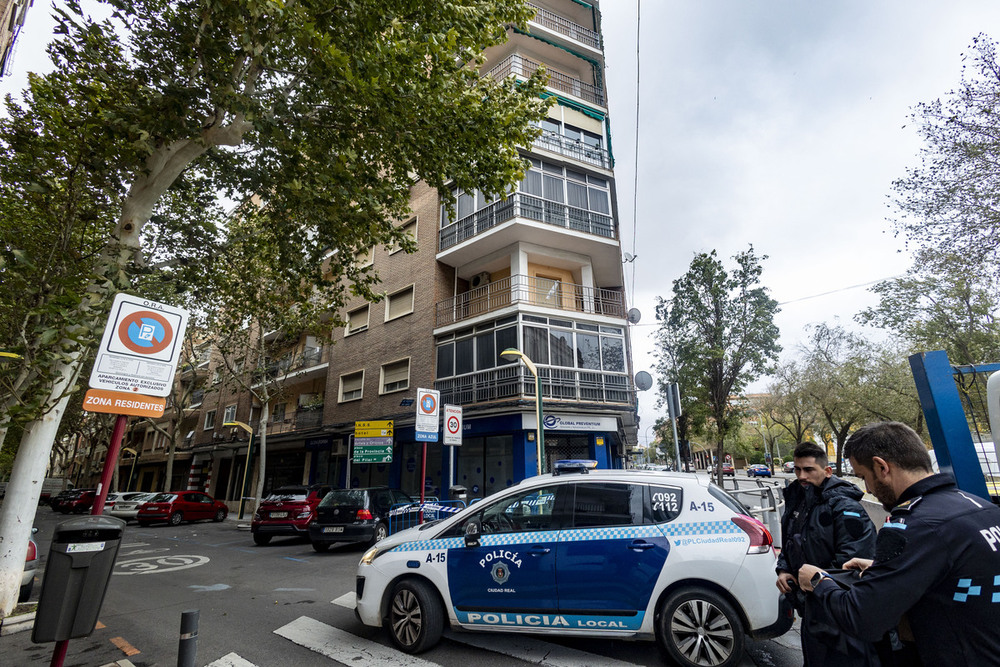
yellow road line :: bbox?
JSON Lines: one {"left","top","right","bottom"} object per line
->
{"left": 110, "top": 636, "right": 141, "bottom": 657}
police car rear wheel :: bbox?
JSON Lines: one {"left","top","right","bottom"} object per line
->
{"left": 386, "top": 579, "right": 443, "bottom": 654}
{"left": 657, "top": 587, "right": 745, "bottom": 667}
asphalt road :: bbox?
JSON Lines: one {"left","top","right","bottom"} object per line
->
{"left": 3, "top": 494, "right": 804, "bottom": 667}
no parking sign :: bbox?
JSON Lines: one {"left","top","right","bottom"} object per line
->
{"left": 415, "top": 388, "right": 440, "bottom": 442}
{"left": 88, "top": 293, "right": 188, "bottom": 397}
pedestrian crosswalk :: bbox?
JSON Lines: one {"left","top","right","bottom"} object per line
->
{"left": 203, "top": 591, "right": 644, "bottom": 667}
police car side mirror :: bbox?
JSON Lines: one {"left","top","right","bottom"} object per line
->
{"left": 464, "top": 520, "right": 481, "bottom": 548}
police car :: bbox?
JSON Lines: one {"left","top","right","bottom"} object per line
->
{"left": 355, "top": 461, "right": 791, "bottom": 667}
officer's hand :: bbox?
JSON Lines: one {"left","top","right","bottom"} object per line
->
{"left": 775, "top": 571, "right": 796, "bottom": 594}
{"left": 843, "top": 557, "right": 873, "bottom": 574}
{"left": 798, "top": 564, "right": 823, "bottom": 592}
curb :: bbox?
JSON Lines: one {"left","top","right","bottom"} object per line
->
{"left": 0, "top": 610, "right": 35, "bottom": 636}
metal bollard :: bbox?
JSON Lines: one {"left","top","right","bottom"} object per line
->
{"left": 177, "top": 609, "right": 199, "bottom": 667}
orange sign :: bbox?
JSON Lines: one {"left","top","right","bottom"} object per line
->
{"left": 83, "top": 389, "right": 166, "bottom": 418}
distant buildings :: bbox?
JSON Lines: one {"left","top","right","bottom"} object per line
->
{"left": 0, "top": 0, "right": 32, "bottom": 78}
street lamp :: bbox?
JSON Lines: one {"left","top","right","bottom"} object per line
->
{"left": 224, "top": 420, "right": 254, "bottom": 520}
{"left": 122, "top": 447, "right": 139, "bottom": 491}
{"left": 500, "top": 348, "right": 545, "bottom": 475}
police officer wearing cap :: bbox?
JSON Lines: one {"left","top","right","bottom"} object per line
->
{"left": 798, "top": 421, "right": 1000, "bottom": 666}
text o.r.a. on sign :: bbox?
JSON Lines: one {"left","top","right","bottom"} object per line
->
{"left": 88, "top": 293, "right": 189, "bottom": 398}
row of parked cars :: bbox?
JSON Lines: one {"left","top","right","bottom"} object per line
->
{"left": 48, "top": 488, "right": 229, "bottom": 525}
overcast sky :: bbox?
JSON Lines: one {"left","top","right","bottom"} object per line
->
{"left": 3, "top": 2, "right": 998, "bottom": 446}
{"left": 600, "top": 1, "right": 1000, "bottom": 442}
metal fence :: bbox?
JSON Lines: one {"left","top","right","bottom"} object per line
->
{"left": 387, "top": 499, "right": 468, "bottom": 535}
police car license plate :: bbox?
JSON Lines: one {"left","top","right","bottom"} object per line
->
{"left": 270, "top": 511, "right": 288, "bottom": 518}
{"left": 323, "top": 526, "right": 344, "bottom": 533}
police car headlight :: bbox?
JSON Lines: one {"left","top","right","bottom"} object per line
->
{"left": 360, "top": 545, "right": 381, "bottom": 565}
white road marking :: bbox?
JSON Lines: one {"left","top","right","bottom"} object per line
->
{"left": 444, "top": 631, "right": 639, "bottom": 667}
{"left": 204, "top": 652, "right": 257, "bottom": 667}
{"left": 332, "top": 592, "right": 356, "bottom": 608}
{"left": 275, "top": 588, "right": 317, "bottom": 592}
{"left": 113, "top": 554, "right": 210, "bottom": 575}
{"left": 189, "top": 583, "right": 231, "bottom": 592}
{"left": 274, "top": 616, "right": 440, "bottom": 666}
{"left": 120, "top": 542, "right": 149, "bottom": 548}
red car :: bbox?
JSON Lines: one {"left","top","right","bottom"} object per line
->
{"left": 55, "top": 489, "right": 97, "bottom": 514}
{"left": 251, "top": 484, "right": 333, "bottom": 546}
{"left": 721, "top": 462, "right": 735, "bottom": 476}
{"left": 137, "top": 490, "right": 228, "bottom": 526}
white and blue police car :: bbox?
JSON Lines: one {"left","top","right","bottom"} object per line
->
{"left": 355, "top": 461, "right": 791, "bottom": 667}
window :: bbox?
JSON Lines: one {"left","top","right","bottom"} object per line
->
{"left": 571, "top": 483, "right": 643, "bottom": 528}
{"left": 442, "top": 485, "right": 565, "bottom": 537}
{"left": 223, "top": 404, "right": 237, "bottom": 424}
{"left": 380, "top": 358, "right": 410, "bottom": 394}
{"left": 211, "top": 368, "right": 222, "bottom": 384}
{"left": 339, "top": 371, "right": 364, "bottom": 402}
{"left": 272, "top": 402, "right": 286, "bottom": 423}
{"left": 646, "top": 485, "right": 684, "bottom": 524}
{"left": 391, "top": 218, "right": 417, "bottom": 254}
{"left": 346, "top": 304, "right": 369, "bottom": 335}
{"left": 204, "top": 410, "right": 216, "bottom": 430}
{"left": 386, "top": 285, "right": 414, "bottom": 321}
{"left": 355, "top": 246, "right": 373, "bottom": 268}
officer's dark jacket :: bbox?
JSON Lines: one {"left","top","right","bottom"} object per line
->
{"left": 776, "top": 475, "right": 875, "bottom": 575}
{"left": 814, "top": 474, "right": 1000, "bottom": 666}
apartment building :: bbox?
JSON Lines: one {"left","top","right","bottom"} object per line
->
{"left": 0, "top": 0, "right": 32, "bottom": 78}
{"left": 145, "top": 0, "right": 638, "bottom": 507}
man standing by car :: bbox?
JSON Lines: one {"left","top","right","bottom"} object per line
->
{"left": 776, "top": 442, "right": 878, "bottom": 666}
{"left": 799, "top": 422, "right": 1000, "bottom": 666}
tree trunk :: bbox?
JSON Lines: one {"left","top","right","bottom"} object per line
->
{"left": 252, "top": 403, "right": 270, "bottom": 515}
{"left": 0, "top": 351, "right": 81, "bottom": 618}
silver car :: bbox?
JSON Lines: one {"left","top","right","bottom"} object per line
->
{"left": 107, "top": 492, "right": 155, "bottom": 522}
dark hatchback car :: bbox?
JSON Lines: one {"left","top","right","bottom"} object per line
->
{"left": 308, "top": 487, "right": 413, "bottom": 552}
{"left": 137, "top": 490, "right": 228, "bottom": 526}
{"left": 251, "top": 484, "right": 333, "bottom": 545}
{"left": 53, "top": 489, "right": 97, "bottom": 513}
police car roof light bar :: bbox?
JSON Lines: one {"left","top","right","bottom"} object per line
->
{"left": 552, "top": 460, "right": 598, "bottom": 475}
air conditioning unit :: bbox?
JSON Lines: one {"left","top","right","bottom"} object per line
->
{"left": 471, "top": 272, "right": 491, "bottom": 288}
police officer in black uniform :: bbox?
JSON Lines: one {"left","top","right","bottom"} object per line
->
{"left": 775, "top": 442, "right": 878, "bottom": 666}
{"left": 799, "top": 421, "right": 1000, "bottom": 666}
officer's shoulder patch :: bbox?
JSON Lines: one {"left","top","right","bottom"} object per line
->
{"left": 875, "top": 524, "right": 908, "bottom": 561}
{"left": 892, "top": 496, "right": 923, "bottom": 513}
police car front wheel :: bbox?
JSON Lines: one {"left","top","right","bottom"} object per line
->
{"left": 656, "top": 587, "right": 745, "bottom": 667}
{"left": 386, "top": 579, "right": 444, "bottom": 654}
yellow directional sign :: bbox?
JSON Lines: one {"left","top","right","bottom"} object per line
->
{"left": 355, "top": 420, "right": 393, "bottom": 437}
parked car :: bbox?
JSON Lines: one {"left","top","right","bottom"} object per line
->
{"left": 20, "top": 528, "right": 37, "bottom": 602}
{"left": 137, "top": 490, "right": 228, "bottom": 526}
{"left": 782, "top": 461, "right": 795, "bottom": 474}
{"left": 53, "top": 489, "right": 97, "bottom": 514}
{"left": 355, "top": 462, "right": 791, "bottom": 662}
{"left": 49, "top": 488, "right": 79, "bottom": 510}
{"left": 746, "top": 464, "right": 772, "bottom": 478}
{"left": 106, "top": 492, "right": 155, "bottom": 522}
{"left": 251, "top": 484, "right": 333, "bottom": 546}
{"left": 308, "top": 487, "right": 413, "bottom": 552}
{"left": 721, "top": 462, "right": 735, "bottom": 476}
{"left": 38, "top": 478, "right": 73, "bottom": 505}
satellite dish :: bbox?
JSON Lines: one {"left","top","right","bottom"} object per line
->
{"left": 627, "top": 308, "right": 641, "bottom": 324}
{"left": 635, "top": 371, "right": 653, "bottom": 391}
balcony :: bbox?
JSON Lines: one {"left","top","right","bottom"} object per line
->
{"left": 487, "top": 54, "right": 604, "bottom": 107}
{"left": 532, "top": 130, "right": 610, "bottom": 169}
{"left": 527, "top": 3, "right": 601, "bottom": 49}
{"left": 440, "top": 192, "right": 613, "bottom": 251}
{"left": 252, "top": 346, "right": 329, "bottom": 385}
{"left": 265, "top": 407, "right": 324, "bottom": 436}
{"left": 436, "top": 365, "right": 632, "bottom": 406}
{"left": 436, "top": 274, "right": 625, "bottom": 326}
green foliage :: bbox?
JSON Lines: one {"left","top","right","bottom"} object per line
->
{"left": 654, "top": 247, "right": 781, "bottom": 478}
{"left": 890, "top": 34, "right": 1000, "bottom": 277}
{"left": 858, "top": 248, "right": 1000, "bottom": 365}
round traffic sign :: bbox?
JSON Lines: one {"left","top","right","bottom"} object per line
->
{"left": 117, "top": 311, "right": 173, "bottom": 354}
{"left": 447, "top": 415, "right": 460, "bottom": 434}
{"left": 420, "top": 393, "right": 437, "bottom": 414}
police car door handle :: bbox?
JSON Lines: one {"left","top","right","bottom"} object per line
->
{"left": 527, "top": 546, "right": 551, "bottom": 556}
{"left": 628, "top": 540, "right": 655, "bottom": 551}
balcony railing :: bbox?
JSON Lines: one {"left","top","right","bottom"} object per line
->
{"left": 436, "top": 365, "right": 632, "bottom": 406}
{"left": 266, "top": 407, "right": 324, "bottom": 436}
{"left": 527, "top": 3, "right": 601, "bottom": 49}
{"left": 533, "top": 130, "right": 610, "bottom": 169}
{"left": 487, "top": 54, "right": 604, "bottom": 106}
{"left": 253, "top": 346, "right": 329, "bottom": 384}
{"left": 436, "top": 274, "right": 626, "bottom": 326}
{"left": 440, "top": 192, "right": 613, "bottom": 251}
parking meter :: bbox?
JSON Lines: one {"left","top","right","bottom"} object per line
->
{"left": 32, "top": 515, "right": 126, "bottom": 643}
{"left": 449, "top": 485, "right": 468, "bottom": 502}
